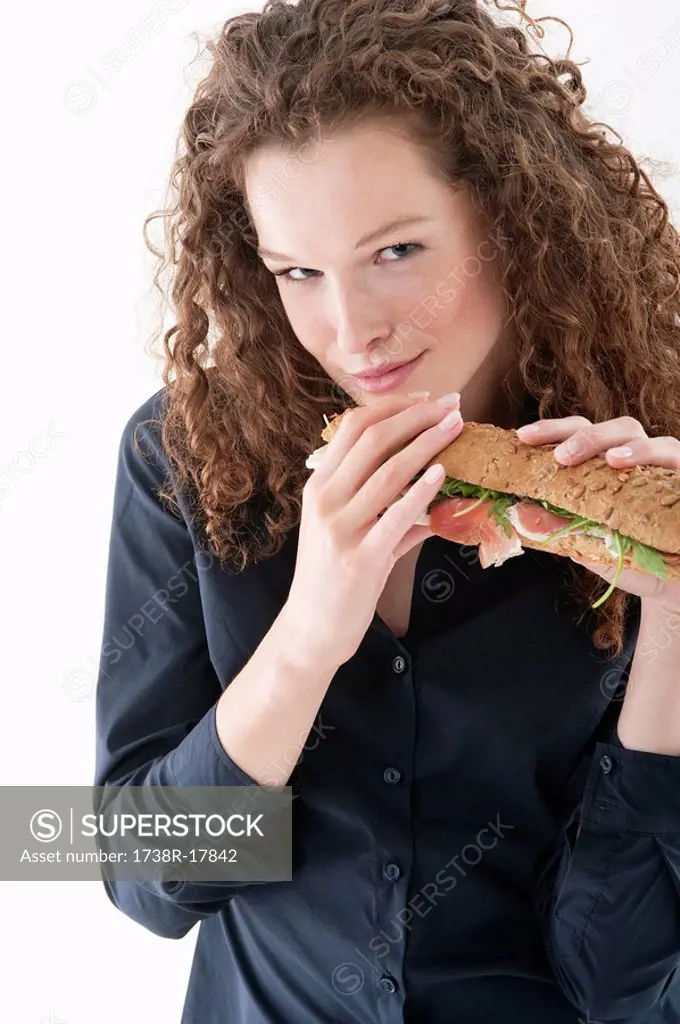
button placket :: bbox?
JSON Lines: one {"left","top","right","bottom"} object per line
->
{"left": 372, "top": 645, "right": 411, "bottom": 1010}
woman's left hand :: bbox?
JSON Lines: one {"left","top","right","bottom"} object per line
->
{"left": 515, "top": 415, "right": 680, "bottom": 607}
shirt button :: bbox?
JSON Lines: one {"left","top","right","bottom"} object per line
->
{"left": 383, "top": 767, "right": 402, "bottom": 785}
{"left": 383, "top": 861, "right": 401, "bottom": 882}
{"left": 380, "top": 976, "right": 397, "bottom": 994}
{"left": 600, "top": 754, "right": 613, "bottom": 774}
{"left": 392, "top": 655, "right": 407, "bottom": 674}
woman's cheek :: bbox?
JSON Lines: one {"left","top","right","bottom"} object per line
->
{"left": 283, "top": 299, "right": 328, "bottom": 362}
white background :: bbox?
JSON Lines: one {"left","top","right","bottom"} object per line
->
{"left": 1, "top": 1, "right": 678, "bottom": 1021}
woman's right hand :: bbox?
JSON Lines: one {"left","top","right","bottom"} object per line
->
{"left": 284, "top": 392, "right": 464, "bottom": 669}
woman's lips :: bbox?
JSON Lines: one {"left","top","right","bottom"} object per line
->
{"left": 348, "top": 352, "right": 427, "bottom": 393}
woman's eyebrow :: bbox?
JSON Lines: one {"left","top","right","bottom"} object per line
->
{"left": 257, "top": 214, "right": 433, "bottom": 262}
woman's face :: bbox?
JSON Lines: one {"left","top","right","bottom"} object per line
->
{"left": 244, "top": 120, "right": 517, "bottom": 423}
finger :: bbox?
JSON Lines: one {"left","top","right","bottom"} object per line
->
{"left": 552, "top": 417, "right": 647, "bottom": 466}
{"left": 515, "top": 415, "right": 591, "bottom": 444}
{"left": 369, "top": 462, "right": 445, "bottom": 556}
{"left": 570, "top": 556, "right": 612, "bottom": 578}
{"left": 350, "top": 410, "right": 463, "bottom": 525}
{"left": 604, "top": 435, "right": 680, "bottom": 469}
{"left": 569, "top": 556, "right": 666, "bottom": 600}
{"left": 393, "top": 523, "right": 435, "bottom": 561}
{"left": 312, "top": 396, "right": 421, "bottom": 481}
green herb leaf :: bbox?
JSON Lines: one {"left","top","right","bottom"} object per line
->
{"left": 591, "top": 532, "right": 633, "bottom": 609}
{"left": 449, "top": 491, "right": 489, "bottom": 518}
{"left": 631, "top": 540, "right": 668, "bottom": 580}
{"left": 536, "top": 498, "right": 578, "bottom": 519}
{"left": 540, "top": 516, "right": 600, "bottom": 545}
{"left": 490, "top": 495, "right": 516, "bottom": 537}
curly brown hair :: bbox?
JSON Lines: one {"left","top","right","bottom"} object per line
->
{"left": 139, "top": 0, "right": 680, "bottom": 660}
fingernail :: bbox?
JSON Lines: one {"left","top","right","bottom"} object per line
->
{"left": 555, "top": 438, "right": 585, "bottom": 459}
{"left": 407, "top": 390, "right": 431, "bottom": 400}
{"left": 438, "top": 409, "right": 463, "bottom": 431}
{"left": 608, "top": 446, "right": 633, "bottom": 458}
{"left": 424, "top": 462, "right": 445, "bottom": 484}
{"left": 436, "top": 391, "right": 461, "bottom": 407}
{"left": 516, "top": 422, "right": 541, "bottom": 435}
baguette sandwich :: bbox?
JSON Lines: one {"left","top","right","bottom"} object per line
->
{"left": 306, "top": 410, "right": 680, "bottom": 608}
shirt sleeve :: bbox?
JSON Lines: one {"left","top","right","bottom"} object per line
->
{"left": 533, "top": 699, "right": 680, "bottom": 1019}
{"left": 94, "top": 393, "right": 283, "bottom": 940}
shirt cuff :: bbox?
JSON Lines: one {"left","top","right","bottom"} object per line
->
{"left": 581, "top": 738, "right": 680, "bottom": 835}
{"left": 169, "top": 703, "right": 261, "bottom": 788}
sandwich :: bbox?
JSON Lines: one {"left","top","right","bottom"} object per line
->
{"left": 306, "top": 411, "right": 680, "bottom": 608}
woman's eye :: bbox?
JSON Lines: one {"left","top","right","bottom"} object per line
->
{"left": 380, "top": 242, "right": 420, "bottom": 262}
{"left": 273, "top": 242, "right": 421, "bottom": 284}
{"left": 274, "top": 266, "right": 319, "bottom": 283}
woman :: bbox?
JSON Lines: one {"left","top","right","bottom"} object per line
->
{"left": 94, "top": 1, "right": 680, "bottom": 1021}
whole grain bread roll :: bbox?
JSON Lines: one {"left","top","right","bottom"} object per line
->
{"left": 321, "top": 413, "right": 680, "bottom": 557}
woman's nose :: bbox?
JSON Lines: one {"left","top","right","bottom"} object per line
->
{"left": 331, "top": 284, "right": 393, "bottom": 356}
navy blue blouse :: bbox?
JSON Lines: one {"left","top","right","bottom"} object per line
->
{"left": 94, "top": 387, "right": 680, "bottom": 1023}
